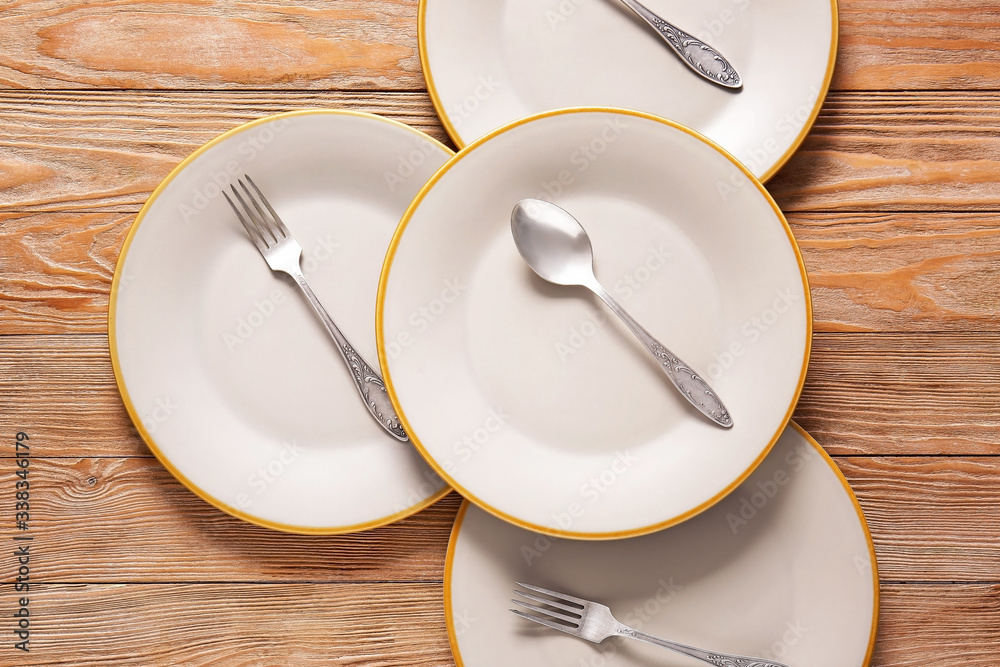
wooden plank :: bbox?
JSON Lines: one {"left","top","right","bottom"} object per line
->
{"left": 769, "top": 92, "right": 1000, "bottom": 212}
{"left": 1, "top": 1, "right": 999, "bottom": 91}
{"left": 871, "top": 584, "right": 1000, "bottom": 666}
{"left": 0, "top": 583, "right": 453, "bottom": 665}
{"left": 1, "top": 452, "right": 998, "bottom": 583}
{"left": 2, "top": 334, "right": 999, "bottom": 458}
{"left": 835, "top": 1, "right": 1000, "bottom": 91}
{"left": 4, "top": 207, "right": 1000, "bottom": 335}
{"left": 0, "top": 582, "right": 996, "bottom": 665}
{"left": 0, "top": 90, "right": 449, "bottom": 213}
{"left": 3, "top": 90, "right": 1000, "bottom": 213}
{"left": 0, "top": 0, "right": 424, "bottom": 90}
{"left": 789, "top": 212, "right": 1000, "bottom": 333}
{"left": 0, "top": 452, "right": 460, "bottom": 583}
{"left": 798, "top": 333, "right": 1000, "bottom": 456}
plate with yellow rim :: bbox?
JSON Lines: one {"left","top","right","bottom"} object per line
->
{"left": 377, "top": 108, "right": 811, "bottom": 539}
{"left": 110, "top": 110, "right": 452, "bottom": 534}
{"left": 419, "top": 0, "right": 838, "bottom": 180}
{"left": 445, "top": 423, "right": 879, "bottom": 667}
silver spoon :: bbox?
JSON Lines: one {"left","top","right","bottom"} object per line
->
{"left": 616, "top": 0, "right": 742, "bottom": 90}
{"left": 511, "top": 199, "right": 733, "bottom": 429}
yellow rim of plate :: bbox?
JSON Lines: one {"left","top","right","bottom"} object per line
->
{"left": 376, "top": 106, "right": 814, "bottom": 540}
{"left": 418, "top": 0, "right": 840, "bottom": 182}
{"left": 444, "top": 421, "right": 880, "bottom": 667}
{"left": 108, "top": 109, "right": 454, "bottom": 536}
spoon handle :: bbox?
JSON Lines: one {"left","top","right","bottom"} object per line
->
{"left": 617, "top": 0, "right": 742, "bottom": 89}
{"left": 590, "top": 283, "right": 733, "bottom": 428}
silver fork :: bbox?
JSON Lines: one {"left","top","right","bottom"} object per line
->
{"left": 511, "top": 582, "right": 791, "bottom": 667}
{"left": 224, "top": 175, "right": 408, "bottom": 442}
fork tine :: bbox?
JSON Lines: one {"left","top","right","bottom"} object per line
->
{"left": 514, "top": 589, "right": 585, "bottom": 616}
{"left": 509, "top": 608, "right": 579, "bottom": 633}
{"left": 224, "top": 189, "right": 267, "bottom": 251}
{"left": 230, "top": 183, "right": 275, "bottom": 246}
{"left": 511, "top": 599, "right": 582, "bottom": 626}
{"left": 235, "top": 178, "right": 280, "bottom": 245}
{"left": 515, "top": 582, "right": 587, "bottom": 608}
{"left": 245, "top": 174, "right": 290, "bottom": 239}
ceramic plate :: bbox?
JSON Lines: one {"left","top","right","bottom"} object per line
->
{"left": 420, "top": 0, "right": 837, "bottom": 180}
{"left": 446, "top": 423, "right": 878, "bottom": 667}
{"left": 110, "top": 110, "right": 453, "bottom": 534}
{"left": 378, "top": 108, "right": 811, "bottom": 539}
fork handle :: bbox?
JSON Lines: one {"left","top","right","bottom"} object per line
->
{"left": 290, "top": 270, "right": 409, "bottom": 442}
{"left": 618, "top": 626, "right": 790, "bottom": 667}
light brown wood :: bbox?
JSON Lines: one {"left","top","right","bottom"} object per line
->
{"left": 2, "top": 1, "right": 999, "bottom": 664}
{"left": 3, "top": 334, "right": 999, "bottom": 458}
{"left": 0, "top": 583, "right": 453, "bottom": 665}
{"left": 0, "top": 0, "right": 424, "bottom": 90}
{"left": 4, "top": 91, "right": 1000, "bottom": 213}
{"left": 3, "top": 208, "right": 1000, "bottom": 335}
{"left": 2, "top": 454, "right": 999, "bottom": 584}
{"left": 0, "top": 583, "right": 997, "bottom": 665}
{"left": 2, "top": 1, "right": 1000, "bottom": 91}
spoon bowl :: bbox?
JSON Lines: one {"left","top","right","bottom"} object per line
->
{"left": 510, "top": 198, "right": 733, "bottom": 429}
{"left": 511, "top": 199, "right": 596, "bottom": 287}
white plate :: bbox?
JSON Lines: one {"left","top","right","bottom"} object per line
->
{"left": 446, "top": 423, "right": 878, "bottom": 667}
{"left": 110, "top": 110, "right": 453, "bottom": 534}
{"left": 378, "top": 108, "right": 811, "bottom": 539}
{"left": 420, "top": 0, "right": 837, "bottom": 180}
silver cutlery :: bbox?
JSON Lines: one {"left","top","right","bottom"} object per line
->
{"left": 511, "top": 582, "right": 790, "bottom": 667}
{"left": 511, "top": 199, "right": 733, "bottom": 429}
{"left": 224, "top": 175, "right": 408, "bottom": 442}
{"left": 616, "top": 0, "right": 742, "bottom": 89}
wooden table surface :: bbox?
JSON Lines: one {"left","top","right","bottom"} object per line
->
{"left": 2, "top": 1, "right": 999, "bottom": 664}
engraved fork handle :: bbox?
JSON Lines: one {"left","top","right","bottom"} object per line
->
{"left": 589, "top": 283, "right": 733, "bottom": 428}
{"left": 617, "top": 0, "right": 742, "bottom": 89}
{"left": 288, "top": 268, "right": 409, "bottom": 442}
{"left": 618, "top": 626, "right": 790, "bottom": 667}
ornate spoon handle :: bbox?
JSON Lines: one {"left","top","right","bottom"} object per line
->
{"left": 590, "top": 283, "right": 733, "bottom": 428}
{"left": 617, "top": 0, "right": 742, "bottom": 89}
{"left": 292, "top": 271, "right": 409, "bottom": 442}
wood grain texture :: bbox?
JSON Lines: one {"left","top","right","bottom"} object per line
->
{"left": 2, "top": 208, "right": 1000, "bottom": 336}
{"left": 0, "top": 0, "right": 423, "bottom": 90}
{"left": 0, "top": 583, "right": 997, "bottom": 665}
{"left": 0, "top": 583, "right": 453, "bottom": 665}
{"left": 2, "top": 333, "right": 998, "bottom": 458}
{"left": 769, "top": 92, "right": 1000, "bottom": 211}
{"left": 3, "top": 91, "right": 1000, "bottom": 214}
{"left": 0, "top": 90, "right": 449, "bottom": 212}
{"left": 835, "top": 1, "right": 1000, "bottom": 90}
{"left": 797, "top": 334, "right": 1000, "bottom": 456}
{"left": 2, "top": 1, "right": 1000, "bottom": 91}
{"left": 1, "top": 452, "right": 998, "bottom": 584}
